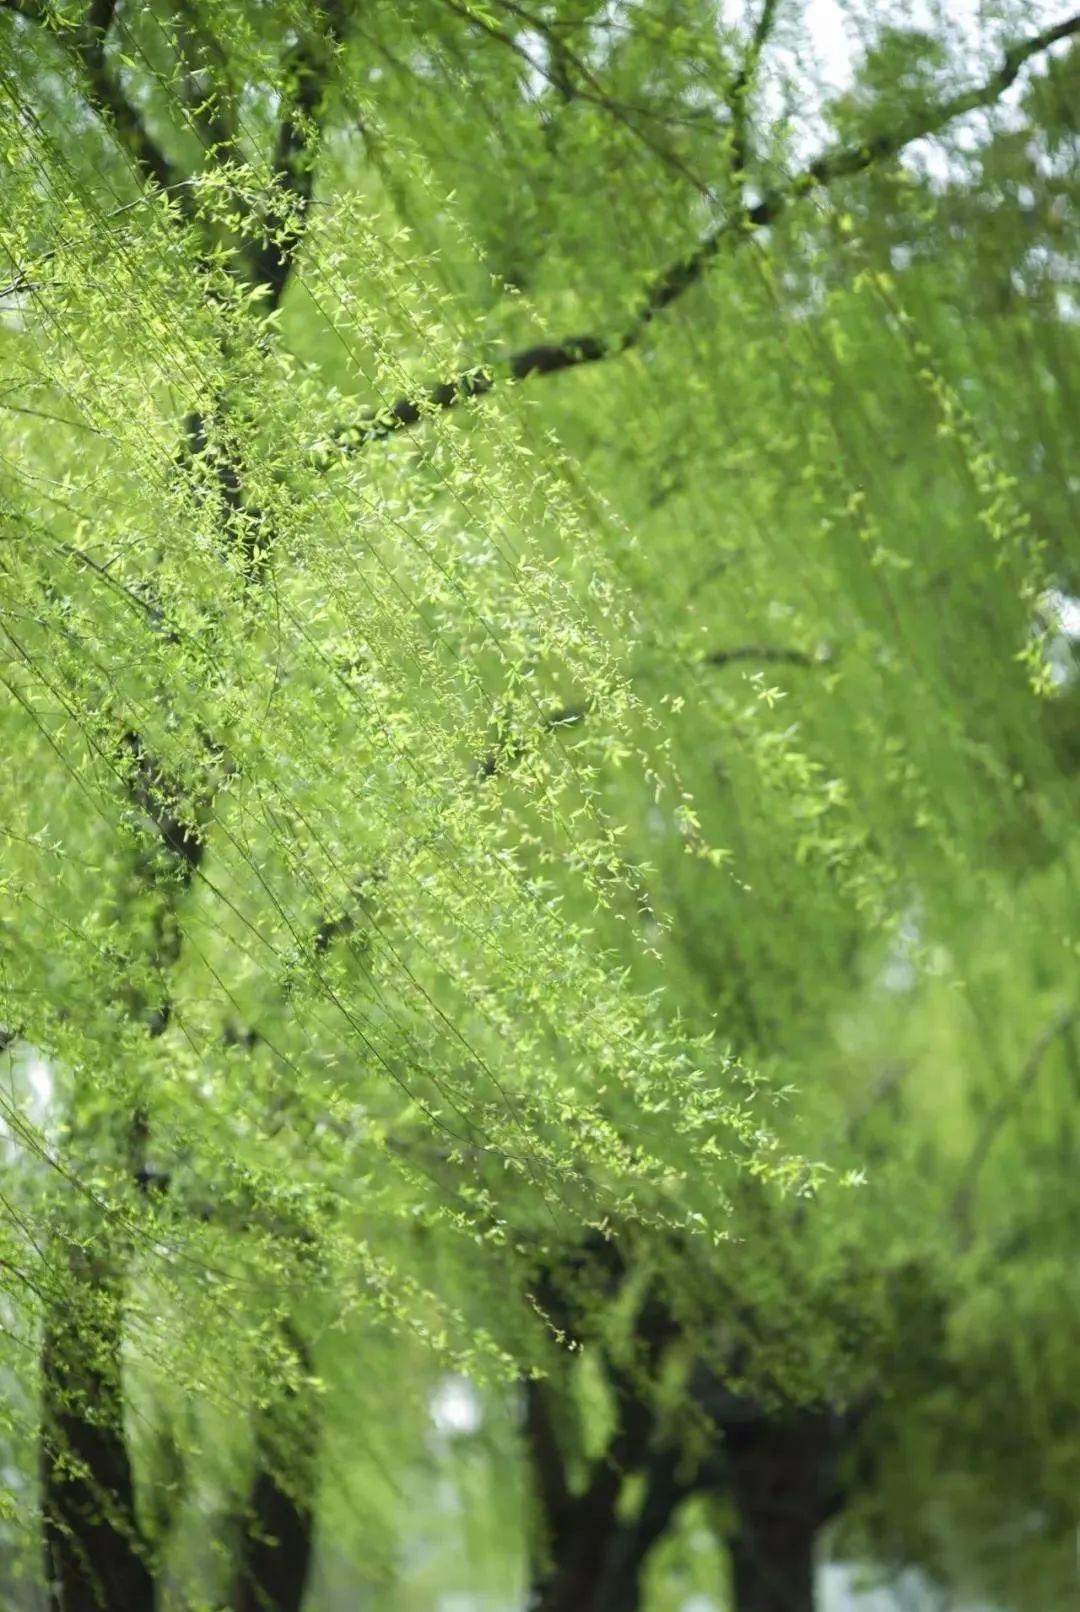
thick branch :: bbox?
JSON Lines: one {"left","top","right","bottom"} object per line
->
{"left": 320, "top": 11, "right": 1080, "bottom": 457}
{"left": 2, "top": 0, "right": 195, "bottom": 210}
{"left": 528, "top": 1385, "right": 654, "bottom": 1612}
{"left": 248, "top": 4, "right": 344, "bottom": 310}
{"left": 706, "top": 645, "right": 816, "bottom": 670}
{"left": 524, "top": 1376, "right": 572, "bottom": 1542}
{"left": 587, "top": 1447, "right": 695, "bottom": 1612}
{"left": 120, "top": 731, "right": 206, "bottom": 884}
{"left": 725, "top": 1412, "right": 848, "bottom": 1612}
{"left": 77, "top": 0, "right": 181, "bottom": 193}
{"left": 728, "top": 0, "right": 780, "bottom": 176}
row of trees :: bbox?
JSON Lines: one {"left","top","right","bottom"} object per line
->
{"left": 2, "top": 1, "right": 1080, "bottom": 1607}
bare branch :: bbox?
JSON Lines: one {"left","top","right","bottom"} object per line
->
{"left": 319, "top": 11, "right": 1080, "bottom": 459}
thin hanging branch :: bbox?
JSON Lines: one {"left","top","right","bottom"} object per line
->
{"left": 171, "top": 0, "right": 244, "bottom": 166}
{"left": 318, "top": 10, "right": 1080, "bottom": 459}
{"left": 4, "top": 13, "right": 347, "bottom": 1599}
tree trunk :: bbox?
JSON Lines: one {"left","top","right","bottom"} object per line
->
{"left": 40, "top": 1244, "right": 156, "bottom": 1612}
{"left": 730, "top": 1524, "right": 815, "bottom": 1612}
{"left": 232, "top": 1463, "right": 314, "bottom": 1612}
{"left": 232, "top": 1325, "right": 318, "bottom": 1612}
{"left": 528, "top": 1446, "right": 689, "bottom": 1612}
{"left": 725, "top": 1412, "right": 845, "bottom": 1612}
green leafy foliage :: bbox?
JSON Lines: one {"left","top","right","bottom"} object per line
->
{"left": 2, "top": 2, "right": 1080, "bottom": 1608}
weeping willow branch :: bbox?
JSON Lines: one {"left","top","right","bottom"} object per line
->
{"left": 171, "top": 0, "right": 244, "bottom": 166}
{"left": 2, "top": 0, "right": 344, "bottom": 303}
{"left": 320, "top": 10, "right": 1080, "bottom": 458}
{"left": 5, "top": 16, "right": 346, "bottom": 1594}
{"left": 440, "top": 0, "right": 717, "bottom": 199}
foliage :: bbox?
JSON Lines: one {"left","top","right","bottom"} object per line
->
{"left": 2, "top": 1, "right": 1080, "bottom": 1609}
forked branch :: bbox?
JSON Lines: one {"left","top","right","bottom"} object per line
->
{"left": 319, "top": 11, "right": 1080, "bottom": 459}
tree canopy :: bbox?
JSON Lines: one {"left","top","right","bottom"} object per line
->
{"left": 2, "top": 2, "right": 1080, "bottom": 1609}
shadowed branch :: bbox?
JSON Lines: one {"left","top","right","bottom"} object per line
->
{"left": 317, "top": 11, "right": 1080, "bottom": 459}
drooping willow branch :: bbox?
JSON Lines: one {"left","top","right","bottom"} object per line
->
{"left": 2, "top": 9, "right": 347, "bottom": 1606}
{"left": 317, "top": 10, "right": 1080, "bottom": 459}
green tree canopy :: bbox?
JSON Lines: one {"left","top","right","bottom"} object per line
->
{"left": 2, "top": 2, "right": 1080, "bottom": 1609}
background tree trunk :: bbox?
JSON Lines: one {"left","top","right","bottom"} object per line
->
{"left": 40, "top": 1244, "right": 156, "bottom": 1612}
{"left": 725, "top": 1412, "right": 847, "bottom": 1612}
{"left": 231, "top": 1325, "right": 318, "bottom": 1612}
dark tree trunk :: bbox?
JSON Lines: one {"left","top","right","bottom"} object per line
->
{"left": 724, "top": 1412, "right": 847, "bottom": 1612}
{"left": 529, "top": 1515, "right": 651, "bottom": 1612}
{"left": 40, "top": 1247, "right": 156, "bottom": 1612}
{"left": 730, "top": 1524, "right": 815, "bottom": 1612}
{"left": 232, "top": 1463, "right": 314, "bottom": 1612}
{"left": 528, "top": 1438, "right": 690, "bottom": 1612}
{"left": 523, "top": 1258, "right": 692, "bottom": 1612}
{"left": 232, "top": 1325, "right": 318, "bottom": 1612}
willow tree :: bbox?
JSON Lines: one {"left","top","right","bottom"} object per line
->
{"left": 2, "top": 3, "right": 1080, "bottom": 1612}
